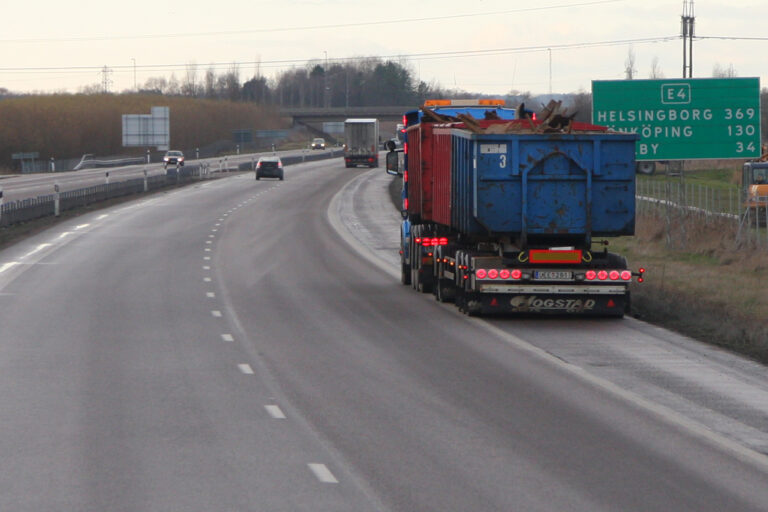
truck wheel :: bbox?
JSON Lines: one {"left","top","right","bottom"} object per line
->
{"left": 636, "top": 161, "right": 656, "bottom": 175}
{"left": 401, "top": 261, "right": 411, "bottom": 285}
{"left": 435, "top": 279, "right": 455, "bottom": 303}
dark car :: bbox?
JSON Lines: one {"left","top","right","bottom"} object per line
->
{"left": 163, "top": 150, "right": 185, "bottom": 168}
{"left": 256, "top": 156, "right": 284, "bottom": 180}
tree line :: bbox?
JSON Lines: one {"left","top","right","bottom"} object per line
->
{"left": 128, "top": 58, "right": 463, "bottom": 108}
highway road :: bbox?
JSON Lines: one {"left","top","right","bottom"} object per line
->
{"left": 0, "top": 148, "right": 332, "bottom": 202}
{"left": 0, "top": 157, "right": 767, "bottom": 511}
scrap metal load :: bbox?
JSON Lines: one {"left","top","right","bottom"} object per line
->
{"left": 387, "top": 99, "right": 644, "bottom": 316}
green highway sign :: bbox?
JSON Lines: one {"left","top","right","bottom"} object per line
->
{"left": 592, "top": 78, "right": 761, "bottom": 161}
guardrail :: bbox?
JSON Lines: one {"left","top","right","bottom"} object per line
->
{"left": 0, "top": 149, "right": 344, "bottom": 229}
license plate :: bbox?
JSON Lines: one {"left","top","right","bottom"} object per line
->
{"left": 534, "top": 271, "right": 573, "bottom": 281}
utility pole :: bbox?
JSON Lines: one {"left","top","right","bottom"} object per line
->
{"left": 681, "top": 0, "right": 695, "bottom": 78}
{"left": 323, "top": 51, "right": 330, "bottom": 109}
{"left": 131, "top": 58, "right": 137, "bottom": 90}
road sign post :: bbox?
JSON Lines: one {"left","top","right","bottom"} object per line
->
{"left": 592, "top": 78, "right": 761, "bottom": 161}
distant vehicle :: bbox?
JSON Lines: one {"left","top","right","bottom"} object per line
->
{"left": 311, "top": 138, "right": 326, "bottom": 150}
{"left": 343, "top": 118, "right": 379, "bottom": 168}
{"left": 256, "top": 156, "right": 284, "bottom": 180}
{"left": 163, "top": 150, "right": 185, "bottom": 168}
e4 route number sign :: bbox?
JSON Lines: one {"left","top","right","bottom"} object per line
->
{"left": 592, "top": 78, "right": 761, "bottom": 161}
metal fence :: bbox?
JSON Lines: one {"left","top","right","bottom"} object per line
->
{"left": 0, "top": 149, "right": 345, "bottom": 229}
{"left": 0, "top": 166, "right": 203, "bottom": 228}
{"left": 636, "top": 179, "right": 768, "bottom": 250}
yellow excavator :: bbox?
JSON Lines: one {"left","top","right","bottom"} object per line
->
{"left": 742, "top": 146, "right": 768, "bottom": 225}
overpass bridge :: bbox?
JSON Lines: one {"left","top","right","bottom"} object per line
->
{"left": 279, "top": 106, "right": 410, "bottom": 142}
{"left": 279, "top": 106, "right": 409, "bottom": 125}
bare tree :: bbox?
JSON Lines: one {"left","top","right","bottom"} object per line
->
{"left": 166, "top": 73, "right": 180, "bottom": 95}
{"left": 624, "top": 47, "right": 637, "bottom": 80}
{"left": 204, "top": 66, "right": 216, "bottom": 98}
{"left": 713, "top": 63, "right": 737, "bottom": 78}
{"left": 649, "top": 57, "right": 665, "bottom": 79}
{"left": 143, "top": 76, "right": 168, "bottom": 94}
{"left": 182, "top": 62, "right": 199, "bottom": 97}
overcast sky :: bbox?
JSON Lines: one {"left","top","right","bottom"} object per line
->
{"left": 1, "top": 0, "right": 765, "bottom": 96}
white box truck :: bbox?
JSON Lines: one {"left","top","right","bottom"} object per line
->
{"left": 343, "top": 118, "right": 379, "bottom": 168}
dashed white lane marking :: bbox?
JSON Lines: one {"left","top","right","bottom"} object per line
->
{"left": 206, "top": 241, "right": 213, "bottom": 245}
{"left": 238, "top": 364, "right": 254, "bottom": 375}
{"left": 203, "top": 266, "right": 211, "bottom": 270}
{"left": 0, "top": 262, "right": 19, "bottom": 273}
{"left": 97, "top": 214, "right": 109, "bottom": 220}
{"left": 208, "top": 235, "right": 215, "bottom": 238}
{"left": 204, "top": 277, "right": 212, "bottom": 282}
{"left": 308, "top": 464, "right": 338, "bottom": 484}
{"left": 221, "top": 334, "right": 234, "bottom": 342}
{"left": 58, "top": 232, "right": 72, "bottom": 240}
{"left": 205, "top": 248, "right": 212, "bottom": 252}
{"left": 211, "top": 310, "right": 223, "bottom": 317}
{"left": 204, "top": 256, "right": 211, "bottom": 261}
{"left": 265, "top": 405, "right": 286, "bottom": 419}
{"left": 206, "top": 292, "right": 215, "bottom": 298}
{"left": 22, "top": 244, "right": 52, "bottom": 259}
{"left": 74, "top": 223, "right": 90, "bottom": 230}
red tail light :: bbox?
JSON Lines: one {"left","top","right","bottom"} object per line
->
{"left": 597, "top": 271, "right": 608, "bottom": 280}
{"left": 511, "top": 269, "right": 522, "bottom": 280}
{"left": 438, "top": 237, "right": 448, "bottom": 245}
{"left": 620, "top": 270, "right": 632, "bottom": 281}
{"left": 609, "top": 271, "right": 620, "bottom": 280}
{"left": 488, "top": 269, "right": 499, "bottom": 279}
{"left": 585, "top": 270, "right": 596, "bottom": 280}
{"left": 404, "top": 142, "right": 408, "bottom": 154}
{"left": 476, "top": 269, "right": 487, "bottom": 279}
{"left": 499, "top": 269, "right": 510, "bottom": 279}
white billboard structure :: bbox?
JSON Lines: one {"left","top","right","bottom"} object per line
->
{"left": 122, "top": 106, "right": 170, "bottom": 150}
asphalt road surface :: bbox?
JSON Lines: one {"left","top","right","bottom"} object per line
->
{"left": 0, "top": 158, "right": 767, "bottom": 511}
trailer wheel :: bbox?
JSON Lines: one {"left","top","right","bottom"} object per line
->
{"left": 417, "top": 273, "right": 432, "bottom": 294}
{"left": 435, "top": 279, "right": 455, "bottom": 303}
{"left": 401, "top": 260, "right": 411, "bottom": 285}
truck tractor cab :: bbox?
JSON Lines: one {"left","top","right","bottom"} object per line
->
{"left": 386, "top": 99, "right": 516, "bottom": 289}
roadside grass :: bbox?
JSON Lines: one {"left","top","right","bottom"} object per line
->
{"left": 613, "top": 213, "right": 768, "bottom": 363}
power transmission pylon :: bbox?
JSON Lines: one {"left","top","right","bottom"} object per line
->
{"left": 681, "top": 0, "right": 695, "bottom": 78}
{"left": 101, "top": 65, "right": 113, "bottom": 94}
